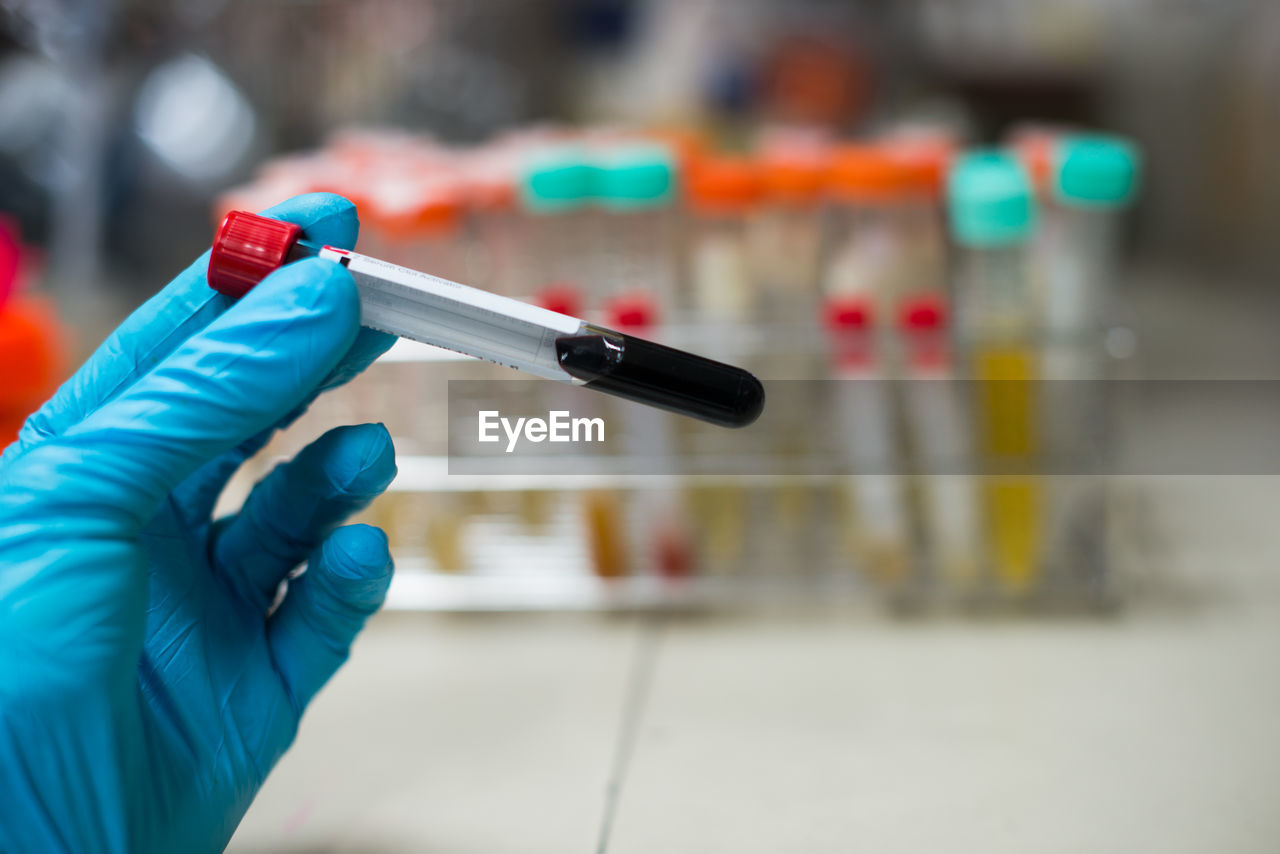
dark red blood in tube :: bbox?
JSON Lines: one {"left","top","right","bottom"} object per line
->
{"left": 555, "top": 331, "right": 764, "bottom": 428}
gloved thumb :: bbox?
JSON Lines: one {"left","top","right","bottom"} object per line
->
{"left": 5, "top": 257, "right": 361, "bottom": 533}
{"left": 268, "top": 523, "right": 393, "bottom": 714}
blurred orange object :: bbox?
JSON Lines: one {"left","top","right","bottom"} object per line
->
{"left": 0, "top": 295, "right": 68, "bottom": 448}
{"left": 761, "top": 35, "right": 871, "bottom": 127}
{"left": 760, "top": 151, "right": 827, "bottom": 207}
{"left": 887, "top": 137, "right": 956, "bottom": 200}
{"left": 826, "top": 144, "right": 905, "bottom": 203}
{"left": 685, "top": 155, "right": 763, "bottom": 215}
{"left": 366, "top": 178, "right": 464, "bottom": 242}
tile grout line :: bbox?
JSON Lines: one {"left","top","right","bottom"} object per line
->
{"left": 594, "top": 615, "right": 664, "bottom": 854}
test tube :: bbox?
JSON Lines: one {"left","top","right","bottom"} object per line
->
{"left": 515, "top": 140, "right": 589, "bottom": 552}
{"left": 883, "top": 137, "right": 953, "bottom": 311}
{"left": 1006, "top": 122, "right": 1075, "bottom": 331}
{"left": 679, "top": 155, "right": 763, "bottom": 566}
{"left": 593, "top": 141, "right": 680, "bottom": 315}
{"left": 460, "top": 144, "right": 523, "bottom": 297}
{"left": 208, "top": 210, "right": 764, "bottom": 429}
{"left": 519, "top": 141, "right": 596, "bottom": 306}
{"left": 1037, "top": 133, "right": 1139, "bottom": 597}
{"left": 610, "top": 302, "right": 695, "bottom": 582}
{"left": 947, "top": 150, "right": 1042, "bottom": 598}
{"left": 821, "top": 145, "right": 908, "bottom": 327}
{"left": 582, "top": 489, "right": 630, "bottom": 580}
{"left": 825, "top": 296, "right": 909, "bottom": 587}
{"left": 898, "top": 294, "right": 980, "bottom": 596}
{"left": 1040, "top": 134, "right": 1140, "bottom": 342}
{"left": 753, "top": 137, "right": 827, "bottom": 324}
{"left": 363, "top": 176, "right": 465, "bottom": 281}
{"left": 683, "top": 154, "right": 763, "bottom": 330}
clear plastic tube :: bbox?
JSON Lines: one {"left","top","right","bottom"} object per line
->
{"left": 954, "top": 244, "right": 1042, "bottom": 595}
{"left": 1037, "top": 197, "right": 1123, "bottom": 599}
{"left": 1041, "top": 207, "right": 1118, "bottom": 338}
{"left": 899, "top": 299, "right": 980, "bottom": 593}
{"left": 208, "top": 210, "right": 764, "bottom": 428}
{"left": 299, "top": 244, "right": 765, "bottom": 428}
{"left": 317, "top": 246, "right": 578, "bottom": 382}
{"left": 827, "top": 315, "right": 909, "bottom": 586}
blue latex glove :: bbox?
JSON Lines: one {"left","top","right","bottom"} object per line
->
{"left": 0, "top": 194, "right": 399, "bottom": 853}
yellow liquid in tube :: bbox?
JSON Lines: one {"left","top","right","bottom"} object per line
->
{"left": 975, "top": 345, "right": 1041, "bottom": 595}
{"left": 583, "top": 490, "right": 629, "bottom": 579}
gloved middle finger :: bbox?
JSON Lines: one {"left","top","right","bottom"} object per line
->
{"left": 208, "top": 422, "right": 396, "bottom": 612}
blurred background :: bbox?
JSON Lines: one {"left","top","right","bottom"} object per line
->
{"left": 3, "top": 1, "right": 1280, "bottom": 852}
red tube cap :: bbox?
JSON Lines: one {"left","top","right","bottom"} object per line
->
{"left": 604, "top": 293, "right": 659, "bottom": 331}
{"left": 534, "top": 283, "right": 584, "bottom": 319}
{"left": 898, "top": 293, "right": 947, "bottom": 330}
{"left": 208, "top": 211, "right": 301, "bottom": 298}
{"left": 822, "top": 294, "right": 874, "bottom": 330}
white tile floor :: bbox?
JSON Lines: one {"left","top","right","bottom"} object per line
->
{"left": 228, "top": 616, "right": 637, "bottom": 853}
{"left": 228, "top": 478, "right": 1280, "bottom": 854}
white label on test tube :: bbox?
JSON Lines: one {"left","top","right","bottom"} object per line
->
{"left": 320, "top": 247, "right": 581, "bottom": 382}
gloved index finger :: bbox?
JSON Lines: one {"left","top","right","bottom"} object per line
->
{"left": 4, "top": 193, "right": 360, "bottom": 463}
{"left": 9, "top": 254, "right": 363, "bottom": 532}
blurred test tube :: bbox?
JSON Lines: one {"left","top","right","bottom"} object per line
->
{"left": 947, "top": 150, "right": 1043, "bottom": 599}
{"left": 752, "top": 133, "right": 828, "bottom": 325}
{"left": 825, "top": 296, "right": 910, "bottom": 588}
{"left": 594, "top": 140, "right": 680, "bottom": 316}
{"left": 519, "top": 142, "right": 596, "bottom": 311}
{"left": 1016, "top": 131, "right": 1140, "bottom": 597}
{"left": 898, "top": 294, "right": 980, "bottom": 596}
{"left": 363, "top": 173, "right": 465, "bottom": 279}
{"left": 1010, "top": 128, "right": 1141, "bottom": 343}
{"left": 683, "top": 153, "right": 763, "bottom": 339}
{"left": 610, "top": 301, "right": 696, "bottom": 583}
{"left": 460, "top": 143, "right": 524, "bottom": 296}
{"left": 821, "top": 144, "right": 911, "bottom": 327}
{"left": 520, "top": 140, "right": 631, "bottom": 581}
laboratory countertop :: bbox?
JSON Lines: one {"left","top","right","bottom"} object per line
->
{"left": 227, "top": 477, "right": 1280, "bottom": 854}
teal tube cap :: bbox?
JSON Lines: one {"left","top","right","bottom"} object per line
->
{"left": 1054, "top": 134, "right": 1141, "bottom": 208}
{"left": 947, "top": 149, "right": 1035, "bottom": 247}
{"left": 521, "top": 145, "right": 596, "bottom": 214}
{"left": 595, "top": 142, "right": 677, "bottom": 211}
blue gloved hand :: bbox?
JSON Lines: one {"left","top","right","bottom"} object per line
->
{"left": 0, "top": 193, "right": 398, "bottom": 853}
